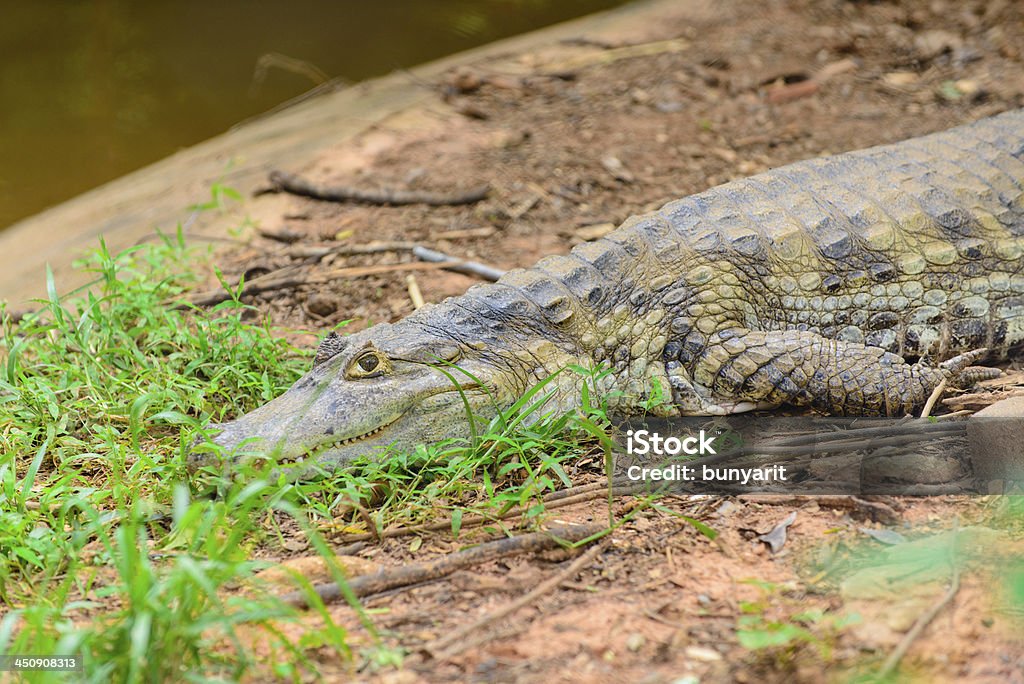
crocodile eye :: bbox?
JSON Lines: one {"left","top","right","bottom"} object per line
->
{"left": 348, "top": 350, "right": 387, "bottom": 378}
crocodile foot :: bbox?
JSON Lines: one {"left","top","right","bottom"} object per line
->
{"left": 938, "top": 348, "right": 1001, "bottom": 388}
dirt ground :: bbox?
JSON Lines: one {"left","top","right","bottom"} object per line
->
{"left": 198, "top": 0, "right": 1024, "bottom": 681}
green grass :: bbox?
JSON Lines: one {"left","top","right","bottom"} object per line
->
{"left": 734, "top": 580, "right": 860, "bottom": 666}
{"left": 0, "top": 227, "right": 622, "bottom": 681}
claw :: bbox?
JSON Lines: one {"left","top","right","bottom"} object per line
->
{"left": 952, "top": 366, "right": 1002, "bottom": 387}
{"left": 938, "top": 348, "right": 1000, "bottom": 388}
{"left": 938, "top": 347, "right": 989, "bottom": 373}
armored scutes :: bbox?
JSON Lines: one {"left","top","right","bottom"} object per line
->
{"left": 191, "top": 109, "right": 1024, "bottom": 476}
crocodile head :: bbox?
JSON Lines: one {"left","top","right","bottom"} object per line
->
{"left": 189, "top": 322, "right": 518, "bottom": 478}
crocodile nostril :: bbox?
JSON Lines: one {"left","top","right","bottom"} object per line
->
{"left": 186, "top": 423, "right": 227, "bottom": 472}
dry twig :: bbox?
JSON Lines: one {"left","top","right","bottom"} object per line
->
{"left": 184, "top": 261, "right": 457, "bottom": 307}
{"left": 412, "top": 245, "right": 506, "bottom": 281}
{"left": 943, "top": 388, "right": 1024, "bottom": 410}
{"left": 406, "top": 274, "right": 425, "bottom": 309}
{"left": 286, "top": 241, "right": 417, "bottom": 260}
{"left": 184, "top": 241, "right": 504, "bottom": 307}
{"left": 280, "top": 522, "right": 604, "bottom": 608}
{"left": 697, "top": 419, "right": 966, "bottom": 466}
{"left": 429, "top": 226, "right": 496, "bottom": 241}
{"left": 920, "top": 378, "right": 948, "bottom": 418}
{"left": 258, "top": 226, "right": 305, "bottom": 244}
{"left": 736, "top": 494, "right": 899, "bottom": 523}
{"left": 268, "top": 170, "right": 490, "bottom": 206}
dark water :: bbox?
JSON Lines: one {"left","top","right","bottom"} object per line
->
{"left": 0, "top": 0, "right": 629, "bottom": 230}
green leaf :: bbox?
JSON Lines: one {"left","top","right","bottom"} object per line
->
{"left": 737, "top": 624, "right": 809, "bottom": 650}
{"left": 451, "top": 508, "right": 463, "bottom": 537}
{"left": 679, "top": 515, "right": 717, "bottom": 540}
{"left": 13, "top": 546, "right": 44, "bottom": 568}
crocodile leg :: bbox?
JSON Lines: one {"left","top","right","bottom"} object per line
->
{"left": 672, "top": 328, "right": 998, "bottom": 416}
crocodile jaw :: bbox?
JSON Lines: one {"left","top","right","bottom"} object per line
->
{"left": 188, "top": 354, "right": 502, "bottom": 477}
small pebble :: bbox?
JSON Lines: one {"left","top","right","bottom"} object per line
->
{"left": 307, "top": 293, "right": 338, "bottom": 317}
{"left": 685, "top": 645, "right": 723, "bottom": 662}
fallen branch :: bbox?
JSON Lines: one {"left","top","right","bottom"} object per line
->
{"left": 258, "top": 226, "right": 305, "bottom": 244}
{"left": 430, "top": 624, "right": 530, "bottom": 660}
{"left": 864, "top": 481, "right": 977, "bottom": 495}
{"left": 412, "top": 245, "right": 506, "bottom": 282}
{"left": 702, "top": 429, "right": 964, "bottom": 463}
{"left": 942, "top": 388, "right": 1024, "bottom": 410}
{"left": 920, "top": 378, "right": 947, "bottom": 418}
{"left": 406, "top": 274, "right": 425, "bottom": 309}
{"left": 545, "top": 480, "right": 608, "bottom": 501}
{"left": 286, "top": 241, "right": 417, "bottom": 260}
{"left": 424, "top": 538, "right": 610, "bottom": 659}
{"left": 932, "top": 409, "right": 973, "bottom": 421}
{"left": 185, "top": 242, "right": 504, "bottom": 308}
{"left": 743, "top": 419, "right": 959, "bottom": 450}
{"left": 429, "top": 226, "right": 496, "bottom": 241}
{"left": 765, "top": 58, "right": 858, "bottom": 104}
{"left": 184, "top": 261, "right": 457, "bottom": 307}
{"left": 291, "top": 243, "right": 504, "bottom": 281}
{"left": 280, "top": 522, "right": 605, "bottom": 608}
{"left": 268, "top": 170, "right": 490, "bottom": 206}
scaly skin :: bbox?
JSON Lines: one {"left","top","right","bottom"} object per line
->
{"left": 190, "top": 109, "right": 1024, "bottom": 477}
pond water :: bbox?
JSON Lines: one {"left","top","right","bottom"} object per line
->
{"left": 0, "top": 0, "right": 628, "bottom": 230}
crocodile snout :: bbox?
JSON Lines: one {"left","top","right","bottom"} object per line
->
{"left": 185, "top": 422, "right": 224, "bottom": 473}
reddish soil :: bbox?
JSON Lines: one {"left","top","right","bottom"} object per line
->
{"left": 202, "top": 0, "right": 1024, "bottom": 681}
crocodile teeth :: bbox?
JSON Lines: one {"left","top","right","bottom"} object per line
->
{"left": 325, "top": 417, "right": 398, "bottom": 449}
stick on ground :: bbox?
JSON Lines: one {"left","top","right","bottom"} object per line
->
{"left": 412, "top": 245, "right": 506, "bottom": 281}
{"left": 281, "top": 522, "right": 605, "bottom": 608}
{"left": 920, "top": 378, "right": 948, "bottom": 418}
{"left": 268, "top": 170, "right": 490, "bottom": 206}
{"left": 184, "top": 261, "right": 456, "bottom": 307}
{"left": 406, "top": 274, "right": 425, "bottom": 309}
{"left": 184, "top": 242, "right": 504, "bottom": 307}
{"left": 286, "top": 241, "right": 417, "bottom": 260}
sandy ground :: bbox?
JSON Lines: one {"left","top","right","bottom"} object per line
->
{"left": 183, "top": 0, "right": 1024, "bottom": 681}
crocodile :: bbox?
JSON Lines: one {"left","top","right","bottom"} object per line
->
{"left": 190, "top": 109, "right": 1024, "bottom": 477}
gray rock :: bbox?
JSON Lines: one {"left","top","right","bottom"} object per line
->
{"left": 967, "top": 397, "right": 1024, "bottom": 493}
